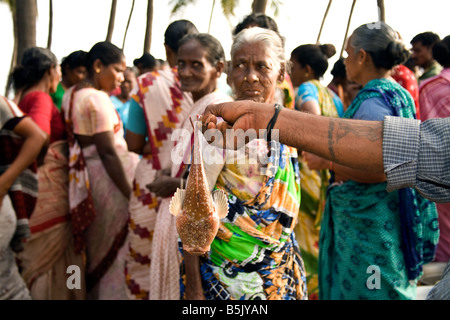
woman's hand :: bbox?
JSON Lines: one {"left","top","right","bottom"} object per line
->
{"left": 183, "top": 251, "right": 206, "bottom": 300}
{"left": 302, "top": 151, "right": 331, "bottom": 171}
{"left": 146, "top": 175, "right": 182, "bottom": 198}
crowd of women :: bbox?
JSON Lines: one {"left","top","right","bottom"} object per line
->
{"left": 1, "top": 12, "right": 449, "bottom": 300}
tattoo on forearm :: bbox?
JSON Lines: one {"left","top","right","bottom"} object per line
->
{"left": 338, "top": 121, "right": 383, "bottom": 142}
{"left": 328, "top": 119, "right": 336, "bottom": 161}
{"left": 328, "top": 118, "right": 382, "bottom": 162}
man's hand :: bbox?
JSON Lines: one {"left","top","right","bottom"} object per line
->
{"left": 201, "top": 101, "right": 276, "bottom": 149}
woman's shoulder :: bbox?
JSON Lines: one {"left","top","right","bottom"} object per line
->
{"left": 20, "top": 91, "right": 54, "bottom": 111}
{"left": 21, "top": 90, "right": 53, "bottom": 103}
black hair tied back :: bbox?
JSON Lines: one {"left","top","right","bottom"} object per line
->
{"left": 386, "top": 39, "right": 410, "bottom": 69}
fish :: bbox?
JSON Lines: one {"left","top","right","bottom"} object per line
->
{"left": 169, "top": 116, "right": 228, "bottom": 255}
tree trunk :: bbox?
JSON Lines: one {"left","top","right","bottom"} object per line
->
{"left": 252, "top": 0, "right": 268, "bottom": 14}
{"left": 106, "top": 0, "right": 117, "bottom": 42}
{"left": 16, "top": 0, "right": 37, "bottom": 64}
{"left": 316, "top": 0, "right": 333, "bottom": 44}
{"left": 377, "top": 0, "right": 385, "bottom": 22}
{"left": 340, "top": 0, "right": 357, "bottom": 58}
{"left": 143, "top": 0, "right": 153, "bottom": 53}
{"left": 5, "top": 0, "right": 37, "bottom": 96}
{"left": 122, "top": 0, "right": 135, "bottom": 49}
{"left": 47, "top": 0, "right": 53, "bottom": 49}
{"left": 208, "top": 0, "right": 216, "bottom": 33}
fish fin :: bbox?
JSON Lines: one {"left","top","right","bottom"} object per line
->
{"left": 169, "top": 188, "right": 186, "bottom": 217}
{"left": 212, "top": 189, "right": 229, "bottom": 219}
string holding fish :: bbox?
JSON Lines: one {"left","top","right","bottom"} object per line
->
{"left": 169, "top": 115, "right": 228, "bottom": 255}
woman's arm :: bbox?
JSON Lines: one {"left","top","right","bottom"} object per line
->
{"left": 125, "top": 130, "right": 150, "bottom": 155}
{"left": 0, "top": 117, "right": 47, "bottom": 205}
{"left": 93, "top": 131, "right": 132, "bottom": 199}
{"left": 183, "top": 251, "right": 205, "bottom": 300}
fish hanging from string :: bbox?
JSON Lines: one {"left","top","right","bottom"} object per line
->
{"left": 169, "top": 116, "right": 228, "bottom": 255}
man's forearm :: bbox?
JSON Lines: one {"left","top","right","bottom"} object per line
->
{"left": 275, "top": 108, "right": 384, "bottom": 173}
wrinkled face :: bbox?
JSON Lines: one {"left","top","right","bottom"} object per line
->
{"left": 97, "top": 57, "right": 126, "bottom": 92}
{"left": 411, "top": 41, "right": 433, "bottom": 68}
{"left": 230, "top": 41, "right": 281, "bottom": 103}
{"left": 177, "top": 39, "right": 219, "bottom": 100}
{"left": 49, "top": 64, "right": 62, "bottom": 94}
{"left": 65, "top": 65, "right": 87, "bottom": 87}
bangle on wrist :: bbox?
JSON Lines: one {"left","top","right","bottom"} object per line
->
{"left": 265, "top": 103, "right": 283, "bottom": 142}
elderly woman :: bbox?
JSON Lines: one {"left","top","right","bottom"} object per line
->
{"left": 144, "top": 32, "right": 232, "bottom": 300}
{"left": 315, "top": 22, "right": 439, "bottom": 300}
{"left": 183, "top": 27, "right": 307, "bottom": 300}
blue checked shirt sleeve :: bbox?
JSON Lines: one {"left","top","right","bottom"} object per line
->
{"left": 383, "top": 116, "right": 450, "bottom": 203}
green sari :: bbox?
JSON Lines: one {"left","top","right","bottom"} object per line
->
{"left": 319, "top": 78, "right": 439, "bottom": 300}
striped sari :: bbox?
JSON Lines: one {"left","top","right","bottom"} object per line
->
{"left": 183, "top": 139, "right": 307, "bottom": 300}
{"left": 125, "top": 68, "right": 193, "bottom": 300}
{"left": 17, "top": 140, "right": 86, "bottom": 299}
{"left": 319, "top": 78, "right": 439, "bottom": 300}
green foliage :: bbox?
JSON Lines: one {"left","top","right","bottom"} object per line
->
{"left": 0, "top": 0, "right": 16, "bottom": 13}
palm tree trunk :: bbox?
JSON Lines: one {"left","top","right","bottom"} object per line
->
{"left": 208, "top": 0, "right": 216, "bottom": 33}
{"left": 252, "top": 0, "right": 268, "bottom": 14}
{"left": 340, "top": 0, "right": 357, "bottom": 58}
{"left": 5, "top": 0, "right": 37, "bottom": 96}
{"left": 47, "top": 0, "right": 53, "bottom": 49}
{"left": 16, "top": 0, "right": 37, "bottom": 64}
{"left": 143, "top": 0, "right": 153, "bottom": 53}
{"left": 106, "top": 0, "right": 117, "bottom": 42}
{"left": 377, "top": 0, "right": 385, "bottom": 22}
{"left": 316, "top": 0, "right": 333, "bottom": 44}
{"left": 122, "top": 0, "right": 135, "bottom": 49}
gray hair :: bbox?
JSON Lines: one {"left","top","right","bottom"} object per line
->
{"left": 231, "top": 27, "right": 288, "bottom": 74}
{"left": 350, "top": 21, "right": 410, "bottom": 69}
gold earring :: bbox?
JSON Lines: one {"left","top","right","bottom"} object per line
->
{"left": 95, "top": 69, "right": 100, "bottom": 74}
{"left": 243, "top": 76, "right": 247, "bottom": 81}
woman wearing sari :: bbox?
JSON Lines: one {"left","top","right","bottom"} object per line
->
{"left": 12, "top": 47, "right": 85, "bottom": 299}
{"left": 123, "top": 20, "right": 198, "bottom": 300}
{"left": 61, "top": 41, "right": 139, "bottom": 299}
{"left": 317, "top": 22, "right": 439, "bottom": 300}
{"left": 289, "top": 43, "right": 344, "bottom": 299}
{"left": 0, "top": 96, "right": 46, "bottom": 300}
{"left": 145, "top": 33, "right": 232, "bottom": 300}
{"left": 183, "top": 27, "right": 307, "bottom": 300}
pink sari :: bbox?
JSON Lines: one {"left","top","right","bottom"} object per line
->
{"left": 62, "top": 86, "right": 139, "bottom": 299}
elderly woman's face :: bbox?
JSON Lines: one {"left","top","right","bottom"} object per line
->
{"left": 177, "top": 39, "right": 219, "bottom": 100}
{"left": 230, "top": 42, "right": 281, "bottom": 103}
